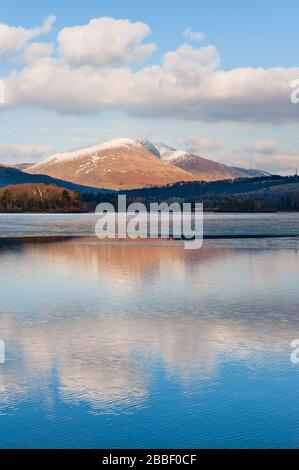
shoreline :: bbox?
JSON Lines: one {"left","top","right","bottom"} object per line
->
{"left": 1, "top": 209, "right": 299, "bottom": 215}
{"left": 0, "top": 233, "right": 298, "bottom": 244}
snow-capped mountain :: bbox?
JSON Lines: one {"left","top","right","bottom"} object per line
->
{"left": 150, "top": 143, "right": 247, "bottom": 181}
{"left": 158, "top": 149, "right": 246, "bottom": 181}
{"left": 153, "top": 143, "right": 177, "bottom": 160}
{"left": 26, "top": 137, "right": 265, "bottom": 190}
{"left": 26, "top": 138, "right": 197, "bottom": 190}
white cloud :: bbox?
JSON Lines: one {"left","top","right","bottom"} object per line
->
{"left": 0, "top": 144, "right": 55, "bottom": 164}
{"left": 163, "top": 44, "right": 219, "bottom": 76}
{"left": 183, "top": 27, "right": 204, "bottom": 42}
{"left": 22, "top": 42, "right": 54, "bottom": 63}
{"left": 4, "top": 43, "right": 220, "bottom": 114}
{"left": 250, "top": 140, "right": 278, "bottom": 154}
{"left": 2, "top": 16, "right": 299, "bottom": 125}
{"left": 0, "top": 16, "right": 55, "bottom": 55}
{"left": 58, "top": 17, "right": 156, "bottom": 66}
{"left": 182, "top": 136, "right": 221, "bottom": 153}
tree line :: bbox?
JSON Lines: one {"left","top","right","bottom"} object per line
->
{"left": 0, "top": 184, "right": 87, "bottom": 213}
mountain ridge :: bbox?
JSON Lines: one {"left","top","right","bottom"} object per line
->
{"left": 26, "top": 139, "right": 198, "bottom": 190}
{"left": 25, "top": 138, "right": 266, "bottom": 189}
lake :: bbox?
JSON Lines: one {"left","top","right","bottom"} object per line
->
{"left": 0, "top": 212, "right": 298, "bottom": 238}
{"left": 0, "top": 213, "right": 298, "bottom": 448}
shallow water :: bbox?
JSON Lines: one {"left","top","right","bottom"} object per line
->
{"left": 0, "top": 215, "right": 299, "bottom": 448}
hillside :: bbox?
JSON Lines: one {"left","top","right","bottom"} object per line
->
{"left": 0, "top": 164, "right": 107, "bottom": 194}
{"left": 161, "top": 151, "right": 245, "bottom": 181}
{"left": 155, "top": 143, "right": 247, "bottom": 180}
{"left": 99, "top": 175, "right": 298, "bottom": 212}
{"left": 232, "top": 167, "right": 272, "bottom": 178}
{"left": 131, "top": 176, "right": 299, "bottom": 211}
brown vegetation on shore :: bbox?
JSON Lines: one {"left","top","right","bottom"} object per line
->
{"left": 0, "top": 183, "right": 87, "bottom": 213}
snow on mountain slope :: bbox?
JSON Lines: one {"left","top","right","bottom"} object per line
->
{"left": 26, "top": 137, "right": 263, "bottom": 189}
{"left": 26, "top": 139, "right": 197, "bottom": 190}
{"left": 153, "top": 144, "right": 247, "bottom": 181}
{"left": 153, "top": 143, "right": 177, "bottom": 160}
{"left": 40, "top": 139, "right": 140, "bottom": 165}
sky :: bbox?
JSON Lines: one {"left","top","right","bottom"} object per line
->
{"left": 0, "top": 0, "right": 299, "bottom": 173}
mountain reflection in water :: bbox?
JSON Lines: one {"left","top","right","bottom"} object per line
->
{"left": 0, "top": 237, "right": 299, "bottom": 448}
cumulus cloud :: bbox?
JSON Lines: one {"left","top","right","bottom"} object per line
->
{"left": 0, "top": 16, "right": 55, "bottom": 55}
{"left": 4, "top": 43, "right": 220, "bottom": 114}
{"left": 22, "top": 42, "right": 54, "bottom": 63}
{"left": 250, "top": 140, "right": 278, "bottom": 154}
{"left": 183, "top": 27, "right": 204, "bottom": 42}
{"left": 2, "top": 16, "right": 299, "bottom": 124}
{"left": 182, "top": 136, "right": 221, "bottom": 153}
{"left": 163, "top": 43, "right": 219, "bottom": 76}
{"left": 0, "top": 144, "right": 55, "bottom": 164}
{"left": 58, "top": 17, "right": 156, "bottom": 66}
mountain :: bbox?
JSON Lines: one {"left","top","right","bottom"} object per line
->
{"left": 152, "top": 142, "right": 248, "bottom": 180}
{"left": 24, "top": 138, "right": 271, "bottom": 190}
{"left": 159, "top": 150, "right": 246, "bottom": 181}
{"left": 153, "top": 143, "right": 271, "bottom": 181}
{"left": 232, "top": 167, "right": 272, "bottom": 178}
{"left": 154, "top": 142, "right": 177, "bottom": 160}
{"left": 26, "top": 139, "right": 197, "bottom": 190}
{"left": 0, "top": 164, "right": 106, "bottom": 194}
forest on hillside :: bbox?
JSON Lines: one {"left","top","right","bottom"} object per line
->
{"left": 1, "top": 177, "right": 299, "bottom": 213}
{"left": 82, "top": 176, "right": 299, "bottom": 212}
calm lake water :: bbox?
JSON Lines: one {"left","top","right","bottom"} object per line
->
{"left": 0, "top": 213, "right": 299, "bottom": 448}
{"left": 0, "top": 212, "right": 298, "bottom": 238}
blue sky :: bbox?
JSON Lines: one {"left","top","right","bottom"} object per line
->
{"left": 1, "top": 0, "right": 299, "bottom": 173}
{"left": 2, "top": 0, "right": 299, "bottom": 69}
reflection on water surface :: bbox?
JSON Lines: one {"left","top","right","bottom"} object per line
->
{"left": 0, "top": 234, "right": 298, "bottom": 448}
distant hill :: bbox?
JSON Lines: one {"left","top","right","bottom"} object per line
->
{"left": 111, "top": 175, "right": 298, "bottom": 212}
{"left": 121, "top": 175, "right": 286, "bottom": 199}
{"left": 12, "top": 163, "right": 34, "bottom": 171}
{"left": 232, "top": 167, "right": 272, "bottom": 178}
{"left": 0, "top": 164, "right": 108, "bottom": 194}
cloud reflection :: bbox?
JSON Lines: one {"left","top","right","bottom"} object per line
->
{"left": 0, "top": 239, "right": 298, "bottom": 412}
